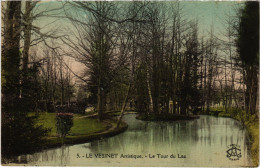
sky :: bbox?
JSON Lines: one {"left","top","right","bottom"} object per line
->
{"left": 183, "top": 2, "right": 239, "bottom": 31}
{"left": 32, "top": 1, "right": 243, "bottom": 46}
{"left": 30, "top": 1, "right": 243, "bottom": 79}
{"left": 34, "top": 1, "right": 241, "bottom": 31}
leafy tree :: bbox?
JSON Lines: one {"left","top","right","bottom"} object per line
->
{"left": 237, "top": 1, "right": 259, "bottom": 116}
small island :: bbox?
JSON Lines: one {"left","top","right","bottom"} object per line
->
{"left": 137, "top": 114, "right": 200, "bottom": 121}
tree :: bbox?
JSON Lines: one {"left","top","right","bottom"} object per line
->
{"left": 204, "top": 27, "right": 219, "bottom": 114}
{"left": 2, "top": 1, "right": 21, "bottom": 106}
{"left": 179, "top": 21, "right": 202, "bottom": 115}
{"left": 62, "top": 2, "right": 123, "bottom": 120}
{"left": 237, "top": 1, "right": 259, "bottom": 116}
{"left": 1, "top": 2, "right": 48, "bottom": 160}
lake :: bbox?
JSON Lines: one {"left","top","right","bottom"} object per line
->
{"left": 15, "top": 114, "right": 252, "bottom": 166}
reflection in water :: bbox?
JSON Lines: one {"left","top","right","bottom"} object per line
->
{"left": 18, "top": 145, "right": 71, "bottom": 166}
{"left": 15, "top": 115, "right": 252, "bottom": 166}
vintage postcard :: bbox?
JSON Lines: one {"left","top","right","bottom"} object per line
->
{"left": 1, "top": 0, "right": 259, "bottom": 167}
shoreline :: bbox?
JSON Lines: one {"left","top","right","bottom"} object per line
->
{"left": 136, "top": 113, "right": 200, "bottom": 121}
{"left": 2, "top": 117, "right": 128, "bottom": 164}
{"left": 137, "top": 111, "right": 258, "bottom": 166}
{"left": 201, "top": 112, "right": 259, "bottom": 166}
{"left": 43, "top": 118, "right": 128, "bottom": 149}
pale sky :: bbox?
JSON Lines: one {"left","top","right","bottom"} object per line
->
{"left": 30, "top": 1, "right": 243, "bottom": 82}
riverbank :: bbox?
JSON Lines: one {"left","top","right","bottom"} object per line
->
{"left": 31, "top": 112, "right": 128, "bottom": 150}
{"left": 136, "top": 113, "right": 200, "bottom": 121}
{"left": 233, "top": 115, "right": 258, "bottom": 166}
{"left": 2, "top": 112, "right": 128, "bottom": 164}
{"left": 202, "top": 108, "right": 259, "bottom": 166}
{"left": 3, "top": 113, "right": 254, "bottom": 167}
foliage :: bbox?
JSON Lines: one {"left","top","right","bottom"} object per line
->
{"left": 1, "top": 113, "right": 49, "bottom": 159}
{"left": 133, "top": 63, "right": 150, "bottom": 113}
{"left": 81, "top": 3, "right": 118, "bottom": 119}
{"left": 137, "top": 113, "right": 199, "bottom": 121}
{"left": 204, "top": 106, "right": 259, "bottom": 166}
{"left": 1, "top": 2, "right": 49, "bottom": 160}
{"left": 236, "top": 1, "right": 259, "bottom": 116}
{"left": 21, "top": 65, "right": 42, "bottom": 111}
{"left": 247, "top": 119, "right": 259, "bottom": 166}
{"left": 55, "top": 113, "right": 74, "bottom": 138}
{"left": 237, "top": 1, "right": 259, "bottom": 66}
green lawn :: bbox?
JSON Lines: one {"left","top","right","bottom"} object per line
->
{"left": 25, "top": 112, "right": 128, "bottom": 149}
{"left": 70, "top": 117, "right": 108, "bottom": 136}
{"left": 30, "top": 112, "right": 107, "bottom": 137}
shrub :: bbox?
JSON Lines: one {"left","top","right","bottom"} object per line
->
{"left": 55, "top": 113, "right": 74, "bottom": 138}
{"left": 1, "top": 113, "right": 49, "bottom": 161}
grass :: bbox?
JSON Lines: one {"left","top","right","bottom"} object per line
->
{"left": 70, "top": 117, "right": 108, "bottom": 136}
{"left": 201, "top": 107, "right": 234, "bottom": 117}
{"left": 29, "top": 112, "right": 108, "bottom": 137}
{"left": 44, "top": 119, "right": 128, "bottom": 149}
{"left": 246, "top": 120, "right": 259, "bottom": 166}
{"left": 28, "top": 112, "right": 127, "bottom": 150}
{"left": 202, "top": 107, "right": 259, "bottom": 166}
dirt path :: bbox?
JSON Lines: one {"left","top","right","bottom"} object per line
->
{"left": 74, "top": 111, "right": 134, "bottom": 134}
{"left": 99, "top": 119, "right": 116, "bottom": 133}
{"left": 76, "top": 111, "right": 137, "bottom": 119}
{"left": 76, "top": 113, "right": 98, "bottom": 119}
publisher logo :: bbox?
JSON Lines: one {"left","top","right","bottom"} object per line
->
{"left": 226, "top": 144, "right": 241, "bottom": 161}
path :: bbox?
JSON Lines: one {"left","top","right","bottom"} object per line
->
{"left": 76, "top": 111, "right": 137, "bottom": 119}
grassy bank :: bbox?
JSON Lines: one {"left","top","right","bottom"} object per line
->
{"left": 30, "top": 112, "right": 128, "bottom": 149}
{"left": 136, "top": 113, "right": 200, "bottom": 121}
{"left": 246, "top": 120, "right": 259, "bottom": 166}
{"left": 203, "top": 107, "right": 259, "bottom": 166}
{"left": 31, "top": 112, "right": 108, "bottom": 137}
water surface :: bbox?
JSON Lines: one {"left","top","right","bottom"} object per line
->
{"left": 16, "top": 114, "right": 251, "bottom": 166}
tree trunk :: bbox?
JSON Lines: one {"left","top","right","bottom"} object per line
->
{"left": 146, "top": 68, "right": 153, "bottom": 114}
{"left": 116, "top": 84, "right": 131, "bottom": 128}
{"left": 97, "top": 85, "right": 103, "bottom": 121}
{"left": 2, "top": 1, "right": 21, "bottom": 103}
{"left": 21, "top": 1, "right": 32, "bottom": 98}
